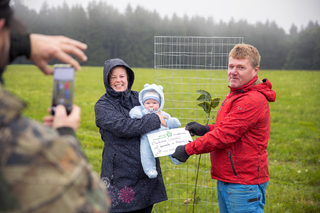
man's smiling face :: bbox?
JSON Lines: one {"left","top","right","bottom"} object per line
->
{"left": 228, "top": 57, "right": 259, "bottom": 88}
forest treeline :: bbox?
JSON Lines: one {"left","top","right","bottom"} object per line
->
{"left": 12, "top": 0, "right": 320, "bottom": 70}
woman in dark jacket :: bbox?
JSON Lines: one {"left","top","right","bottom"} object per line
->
{"left": 95, "top": 58, "right": 168, "bottom": 213}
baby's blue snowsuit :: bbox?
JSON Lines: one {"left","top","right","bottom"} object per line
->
{"left": 129, "top": 84, "right": 182, "bottom": 178}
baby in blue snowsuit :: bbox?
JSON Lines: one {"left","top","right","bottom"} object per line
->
{"left": 129, "top": 84, "right": 182, "bottom": 178}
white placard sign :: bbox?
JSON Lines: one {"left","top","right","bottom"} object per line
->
{"left": 147, "top": 128, "right": 193, "bottom": 158}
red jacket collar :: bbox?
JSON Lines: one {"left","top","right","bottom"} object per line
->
{"left": 229, "top": 75, "right": 259, "bottom": 92}
{"left": 228, "top": 76, "right": 276, "bottom": 102}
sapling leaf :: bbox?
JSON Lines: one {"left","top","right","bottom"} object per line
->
{"left": 194, "top": 196, "right": 201, "bottom": 204}
{"left": 198, "top": 102, "right": 206, "bottom": 113}
{"left": 196, "top": 90, "right": 211, "bottom": 102}
{"left": 211, "top": 98, "right": 221, "bottom": 109}
{"left": 197, "top": 94, "right": 207, "bottom": 102}
{"left": 196, "top": 90, "right": 211, "bottom": 96}
{"left": 205, "top": 102, "right": 211, "bottom": 114}
{"left": 198, "top": 102, "right": 211, "bottom": 114}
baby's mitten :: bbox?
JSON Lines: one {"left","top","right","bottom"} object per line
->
{"left": 169, "top": 154, "right": 183, "bottom": 165}
{"left": 129, "top": 106, "right": 144, "bottom": 119}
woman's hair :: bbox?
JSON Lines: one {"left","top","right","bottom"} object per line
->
{"left": 108, "top": 65, "right": 128, "bottom": 82}
{"left": 229, "top": 44, "right": 261, "bottom": 68}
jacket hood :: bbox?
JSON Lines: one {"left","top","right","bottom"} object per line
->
{"left": 103, "top": 58, "right": 134, "bottom": 91}
{"left": 255, "top": 78, "right": 276, "bottom": 102}
{"left": 139, "top": 84, "right": 165, "bottom": 112}
{"left": 230, "top": 75, "right": 276, "bottom": 102}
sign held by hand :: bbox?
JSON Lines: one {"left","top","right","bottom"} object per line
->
{"left": 147, "top": 128, "right": 193, "bottom": 157}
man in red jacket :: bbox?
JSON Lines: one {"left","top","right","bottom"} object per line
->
{"left": 173, "top": 43, "right": 276, "bottom": 212}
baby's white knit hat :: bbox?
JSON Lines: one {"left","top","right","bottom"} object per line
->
{"left": 142, "top": 90, "right": 161, "bottom": 105}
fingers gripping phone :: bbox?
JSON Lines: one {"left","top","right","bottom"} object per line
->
{"left": 51, "top": 64, "right": 75, "bottom": 115}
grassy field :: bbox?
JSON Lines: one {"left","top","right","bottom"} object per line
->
{"left": 3, "top": 65, "right": 320, "bottom": 212}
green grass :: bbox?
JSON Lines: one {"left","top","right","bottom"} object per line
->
{"left": 3, "top": 65, "right": 320, "bottom": 212}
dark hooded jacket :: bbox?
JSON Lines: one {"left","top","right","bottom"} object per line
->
{"left": 95, "top": 58, "right": 167, "bottom": 212}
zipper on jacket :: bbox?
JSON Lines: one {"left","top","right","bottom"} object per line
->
{"left": 111, "top": 154, "right": 116, "bottom": 185}
{"left": 221, "top": 91, "right": 239, "bottom": 106}
{"left": 228, "top": 151, "right": 237, "bottom": 176}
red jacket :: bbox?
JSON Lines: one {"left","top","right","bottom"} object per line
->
{"left": 185, "top": 76, "right": 276, "bottom": 185}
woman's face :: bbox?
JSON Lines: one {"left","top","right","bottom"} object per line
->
{"left": 109, "top": 66, "right": 128, "bottom": 92}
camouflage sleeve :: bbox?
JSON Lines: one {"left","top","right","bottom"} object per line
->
{"left": 9, "top": 32, "right": 31, "bottom": 63}
{"left": 0, "top": 117, "right": 110, "bottom": 213}
{"left": 56, "top": 126, "right": 77, "bottom": 138}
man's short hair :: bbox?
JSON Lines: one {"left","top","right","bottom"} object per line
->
{"left": 0, "top": 0, "right": 27, "bottom": 33}
{"left": 229, "top": 44, "right": 261, "bottom": 68}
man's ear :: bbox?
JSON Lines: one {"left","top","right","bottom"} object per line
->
{"left": 0, "top": 19, "right": 5, "bottom": 31}
{"left": 254, "top": 66, "right": 259, "bottom": 75}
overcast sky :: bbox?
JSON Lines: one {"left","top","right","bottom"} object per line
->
{"left": 21, "top": 0, "right": 320, "bottom": 34}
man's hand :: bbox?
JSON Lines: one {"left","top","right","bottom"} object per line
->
{"left": 185, "top": 121, "right": 209, "bottom": 136}
{"left": 172, "top": 145, "right": 190, "bottom": 162}
{"left": 30, "top": 34, "right": 88, "bottom": 74}
{"left": 44, "top": 105, "right": 81, "bottom": 132}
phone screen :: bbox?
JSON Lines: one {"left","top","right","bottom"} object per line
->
{"left": 51, "top": 66, "right": 75, "bottom": 115}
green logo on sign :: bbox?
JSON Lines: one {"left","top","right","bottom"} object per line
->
{"left": 155, "top": 134, "right": 166, "bottom": 140}
{"left": 166, "top": 131, "right": 172, "bottom": 137}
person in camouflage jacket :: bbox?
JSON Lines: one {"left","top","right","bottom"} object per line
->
{"left": 0, "top": 0, "right": 110, "bottom": 212}
{"left": 0, "top": 86, "right": 110, "bottom": 212}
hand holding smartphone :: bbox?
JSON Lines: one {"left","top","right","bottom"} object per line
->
{"left": 51, "top": 64, "right": 75, "bottom": 115}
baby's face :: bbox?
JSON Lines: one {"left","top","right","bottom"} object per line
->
{"left": 143, "top": 99, "right": 160, "bottom": 111}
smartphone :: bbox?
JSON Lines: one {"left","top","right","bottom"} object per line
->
{"left": 51, "top": 64, "right": 75, "bottom": 115}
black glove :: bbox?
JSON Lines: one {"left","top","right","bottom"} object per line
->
{"left": 185, "top": 122, "right": 209, "bottom": 136}
{"left": 172, "top": 145, "right": 190, "bottom": 162}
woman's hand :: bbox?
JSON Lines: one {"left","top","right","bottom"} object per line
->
{"left": 156, "top": 112, "right": 168, "bottom": 127}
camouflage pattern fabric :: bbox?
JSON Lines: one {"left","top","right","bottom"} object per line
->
{"left": 0, "top": 85, "right": 110, "bottom": 213}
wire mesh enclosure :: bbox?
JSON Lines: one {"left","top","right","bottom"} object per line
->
{"left": 153, "top": 36, "right": 243, "bottom": 213}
